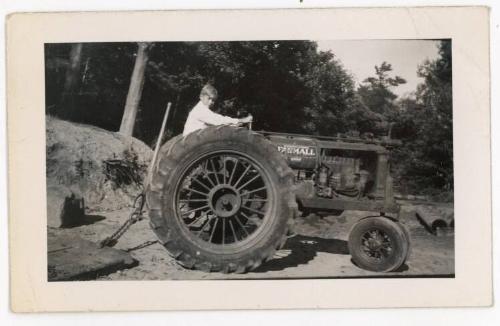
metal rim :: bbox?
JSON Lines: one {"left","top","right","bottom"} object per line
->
{"left": 174, "top": 151, "right": 275, "bottom": 252}
{"left": 360, "top": 228, "right": 394, "bottom": 262}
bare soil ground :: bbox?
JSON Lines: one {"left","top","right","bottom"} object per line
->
{"left": 54, "top": 203, "right": 454, "bottom": 280}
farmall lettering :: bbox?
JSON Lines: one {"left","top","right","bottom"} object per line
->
{"left": 268, "top": 136, "right": 318, "bottom": 169}
{"left": 277, "top": 144, "right": 316, "bottom": 157}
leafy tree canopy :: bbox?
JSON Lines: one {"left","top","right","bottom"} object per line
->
{"left": 46, "top": 41, "right": 356, "bottom": 142}
{"left": 391, "top": 40, "right": 453, "bottom": 195}
{"left": 45, "top": 40, "right": 453, "bottom": 198}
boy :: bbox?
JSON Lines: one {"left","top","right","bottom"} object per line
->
{"left": 183, "top": 84, "right": 253, "bottom": 136}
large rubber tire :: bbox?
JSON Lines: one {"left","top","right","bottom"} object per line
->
{"left": 146, "top": 126, "right": 297, "bottom": 273}
{"left": 348, "top": 216, "right": 410, "bottom": 272}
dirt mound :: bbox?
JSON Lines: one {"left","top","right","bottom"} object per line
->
{"left": 46, "top": 116, "right": 154, "bottom": 211}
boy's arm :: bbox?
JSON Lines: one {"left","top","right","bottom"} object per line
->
{"left": 196, "top": 106, "right": 240, "bottom": 126}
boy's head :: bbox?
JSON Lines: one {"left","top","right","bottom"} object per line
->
{"left": 200, "top": 84, "right": 218, "bottom": 108}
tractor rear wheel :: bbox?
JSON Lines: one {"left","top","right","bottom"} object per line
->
{"left": 146, "top": 126, "right": 297, "bottom": 273}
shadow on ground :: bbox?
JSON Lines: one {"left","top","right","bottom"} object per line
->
{"left": 253, "top": 235, "right": 349, "bottom": 273}
{"left": 64, "top": 214, "right": 106, "bottom": 228}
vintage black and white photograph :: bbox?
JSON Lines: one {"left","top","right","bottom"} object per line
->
{"left": 7, "top": 7, "right": 492, "bottom": 312}
{"left": 44, "top": 39, "right": 454, "bottom": 281}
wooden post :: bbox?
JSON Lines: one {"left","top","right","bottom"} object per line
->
{"left": 374, "top": 152, "right": 389, "bottom": 199}
{"left": 119, "top": 42, "right": 150, "bottom": 136}
{"left": 147, "top": 102, "right": 172, "bottom": 185}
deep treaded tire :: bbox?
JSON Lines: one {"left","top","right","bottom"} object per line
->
{"left": 348, "top": 216, "right": 410, "bottom": 272}
{"left": 146, "top": 126, "right": 297, "bottom": 273}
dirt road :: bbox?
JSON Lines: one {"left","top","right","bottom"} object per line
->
{"left": 54, "top": 203, "right": 454, "bottom": 280}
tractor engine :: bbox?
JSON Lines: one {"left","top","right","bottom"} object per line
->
{"left": 267, "top": 135, "right": 373, "bottom": 200}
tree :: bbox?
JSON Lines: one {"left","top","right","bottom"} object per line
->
{"left": 143, "top": 41, "right": 356, "bottom": 138}
{"left": 302, "top": 50, "right": 356, "bottom": 135}
{"left": 119, "top": 42, "right": 152, "bottom": 136}
{"left": 391, "top": 41, "right": 453, "bottom": 197}
{"left": 414, "top": 40, "right": 453, "bottom": 191}
{"left": 45, "top": 41, "right": 356, "bottom": 144}
{"left": 354, "top": 62, "right": 406, "bottom": 135}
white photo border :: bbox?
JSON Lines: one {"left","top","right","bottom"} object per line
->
{"left": 7, "top": 7, "right": 491, "bottom": 311}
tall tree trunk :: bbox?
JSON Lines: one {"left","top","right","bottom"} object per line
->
{"left": 119, "top": 42, "right": 150, "bottom": 136}
{"left": 58, "top": 43, "right": 83, "bottom": 119}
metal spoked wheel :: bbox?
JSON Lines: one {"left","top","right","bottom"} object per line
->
{"left": 175, "top": 152, "right": 273, "bottom": 251}
{"left": 147, "top": 126, "right": 296, "bottom": 273}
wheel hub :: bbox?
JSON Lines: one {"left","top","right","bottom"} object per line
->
{"left": 366, "top": 237, "right": 383, "bottom": 250}
{"left": 362, "top": 230, "right": 391, "bottom": 255}
{"left": 209, "top": 185, "right": 241, "bottom": 217}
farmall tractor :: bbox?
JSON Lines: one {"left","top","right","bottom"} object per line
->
{"left": 146, "top": 125, "right": 410, "bottom": 273}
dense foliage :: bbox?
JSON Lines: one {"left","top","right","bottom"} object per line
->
{"left": 392, "top": 41, "right": 453, "bottom": 198}
{"left": 44, "top": 40, "right": 453, "bottom": 198}
{"left": 350, "top": 61, "right": 406, "bottom": 135}
{"left": 46, "top": 41, "right": 355, "bottom": 143}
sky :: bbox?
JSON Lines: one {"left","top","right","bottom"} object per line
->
{"left": 316, "top": 39, "right": 442, "bottom": 98}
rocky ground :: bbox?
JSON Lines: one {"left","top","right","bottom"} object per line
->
{"left": 51, "top": 203, "right": 454, "bottom": 280}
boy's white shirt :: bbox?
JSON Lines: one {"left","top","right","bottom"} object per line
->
{"left": 183, "top": 101, "right": 239, "bottom": 136}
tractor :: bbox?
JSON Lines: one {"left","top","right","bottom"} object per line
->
{"left": 146, "top": 125, "right": 410, "bottom": 273}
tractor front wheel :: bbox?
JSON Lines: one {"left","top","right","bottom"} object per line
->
{"left": 348, "top": 216, "right": 410, "bottom": 272}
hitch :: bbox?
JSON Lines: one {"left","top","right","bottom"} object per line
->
{"left": 99, "top": 102, "right": 172, "bottom": 248}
